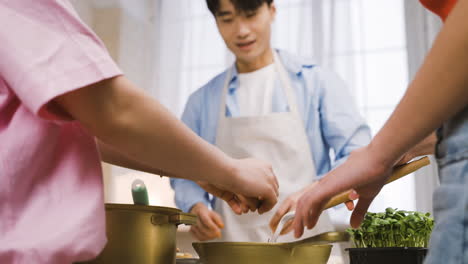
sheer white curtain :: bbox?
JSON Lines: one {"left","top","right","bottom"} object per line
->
{"left": 152, "top": 0, "right": 230, "bottom": 117}
{"left": 151, "top": 1, "right": 188, "bottom": 116}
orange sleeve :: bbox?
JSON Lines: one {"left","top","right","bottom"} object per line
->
{"left": 419, "top": 0, "right": 458, "bottom": 21}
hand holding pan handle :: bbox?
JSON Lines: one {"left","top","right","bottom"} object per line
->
{"left": 324, "top": 156, "right": 430, "bottom": 209}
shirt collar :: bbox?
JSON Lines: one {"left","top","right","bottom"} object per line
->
{"left": 227, "top": 65, "right": 238, "bottom": 93}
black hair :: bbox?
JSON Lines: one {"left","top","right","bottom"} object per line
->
{"left": 206, "top": 0, "right": 274, "bottom": 16}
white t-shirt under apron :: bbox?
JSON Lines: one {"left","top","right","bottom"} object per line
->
{"left": 236, "top": 63, "right": 276, "bottom": 117}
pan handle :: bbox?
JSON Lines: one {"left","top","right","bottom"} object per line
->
{"left": 169, "top": 212, "right": 198, "bottom": 226}
{"left": 323, "top": 156, "right": 430, "bottom": 209}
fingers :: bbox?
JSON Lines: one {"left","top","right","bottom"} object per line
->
{"left": 191, "top": 225, "right": 217, "bottom": 241}
{"left": 301, "top": 192, "right": 324, "bottom": 230}
{"left": 345, "top": 190, "right": 359, "bottom": 210}
{"left": 350, "top": 197, "right": 374, "bottom": 228}
{"left": 191, "top": 211, "right": 224, "bottom": 241}
{"left": 190, "top": 225, "right": 206, "bottom": 241}
{"left": 204, "top": 158, "right": 279, "bottom": 216}
{"left": 199, "top": 212, "right": 222, "bottom": 235}
{"left": 260, "top": 160, "right": 279, "bottom": 198}
{"left": 349, "top": 190, "right": 359, "bottom": 200}
{"left": 280, "top": 219, "right": 294, "bottom": 235}
{"left": 197, "top": 222, "right": 221, "bottom": 240}
{"left": 396, "top": 154, "right": 411, "bottom": 166}
{"left": 258, "top": 166, "right": 279, "bottom": 214}
{"left": 225, "top": 195, "right": 242, "bottom": 215}
{"left": 293, "top": 191, "right": 326, "bottom": 238}
{"left": 293, "top": 212, "right": 305, "bottom": 239}
{"left": 212, "top": 188, "right": 242, "bottom": 215}
{"left": 270, "top": 166, "right": 280, "bottom": 197}
{"left": 305, "top": 205, "right": 321, "bottom": 230}
{"left": 199, "top": 182, "right": 256, "bottom": 215}
{"left": 345, "top": 200, "right": 355, "bottom": 211}
{"left": 200, "top": 158, "right": 280, "bottom": 216}
{"left": 269, "top": 199, "right": 293, "bottom": 232}
{"left": 293, "top": 195, "right": 308, "bottom": 238}
{"left": 257, "top": 193, "right": 278, "bottom": 214}
{"left": 237, "top": 195, "right": 259, "bottom": 213}
{"left": 211, "top": 211, "right": 225, "bottom": 229}
{"left": 236, "top": 196, "right": 249, "bottom": 214}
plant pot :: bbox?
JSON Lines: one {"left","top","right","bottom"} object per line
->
{"left": 346, "top": 247, "right": 427, "bottom": 264}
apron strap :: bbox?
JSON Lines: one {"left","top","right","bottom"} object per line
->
{"left": 272, "top": 51, "right": 301, "bottom": 116}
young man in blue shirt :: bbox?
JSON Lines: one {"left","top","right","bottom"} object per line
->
{"left": 171, "top": 0, "right": 371, "bottom": 243}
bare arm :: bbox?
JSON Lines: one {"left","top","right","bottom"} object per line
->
{"left": 54, "top": 76, "right": 279, "bottom": 213}
{"left": 293, "top": 0, "right": 468, "bottom": 237}
{"left": 97, "top": 140, "right": 175, "bottom": 177}
{"left": 371, "top": 0, "right": 468, "bottom": 166}
{"left": 99, "top": 138, "right": 260, "bottom": 214}
{"left": 396, "top": 132, "right": 437, "bottom": 165}
{"left": 56, "top": 77, "right": 236, "bottom": 184}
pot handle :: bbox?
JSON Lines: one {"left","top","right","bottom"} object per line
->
{"left": 169, "top": 212, "right": 197, "bottom": 226}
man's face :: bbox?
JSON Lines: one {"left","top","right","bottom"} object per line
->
{"left": 215, "top": 0, "right": 276, "bottom": 64}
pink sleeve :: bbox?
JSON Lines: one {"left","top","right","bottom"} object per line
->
{"left": 0, "top": 0, "right": 122, "bottom": 120}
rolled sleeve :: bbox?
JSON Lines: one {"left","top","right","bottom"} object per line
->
{"left": 317, "top": 68, "right": 371, "bottom": 165}
{"left": 0, "top": 0, "right": 122, "bottom": 121}
{"left": 170, "top": 178, "right": 211, "bottom": 212}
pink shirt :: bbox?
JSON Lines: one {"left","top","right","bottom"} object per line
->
{"left": 0, "top": 0, "right": 121, "bottom": 263}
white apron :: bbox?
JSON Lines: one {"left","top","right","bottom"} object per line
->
{"left": 214, "top": 51, "right": 334, "bottom": 243}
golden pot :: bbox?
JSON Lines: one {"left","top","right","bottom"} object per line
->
{"left": 193, "top": 231, "right": 349, "bottom": 264}
{"left": 80, "top": 203, "right": 196, "bottom": 264}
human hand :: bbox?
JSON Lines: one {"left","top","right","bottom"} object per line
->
{"left": 197, "top": 182, "right": 261, "bottom": 215}
{"left": 269, "top": 185, "right": 313, "bottom": 235}
{"left": 270, "top": 183, "right": 357, "bottom": 236}
{"left": 292, "top": 146, "right": 392, "bottom": 238}
{"left": 189, "top": 203, "right": 225, "bottom": 241}
{"left": 200, "top": 158, "right": 279, "bottom": 215}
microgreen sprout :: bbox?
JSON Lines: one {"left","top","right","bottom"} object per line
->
{"left": 346, "top": 208, "right": 434, "bottom": 248}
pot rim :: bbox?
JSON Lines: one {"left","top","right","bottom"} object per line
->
{"left": 105, "top": 203, "right": 181, "bottom": 215}
{"left": 193, "top": 241, "right": 333, "bottom": 248}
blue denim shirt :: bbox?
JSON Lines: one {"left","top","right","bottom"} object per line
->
{"left": 170, "top": 50, "right": 371, "bottom": 212}
{"left": 425, "top": 106, "right": 468, "bottom": 264}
